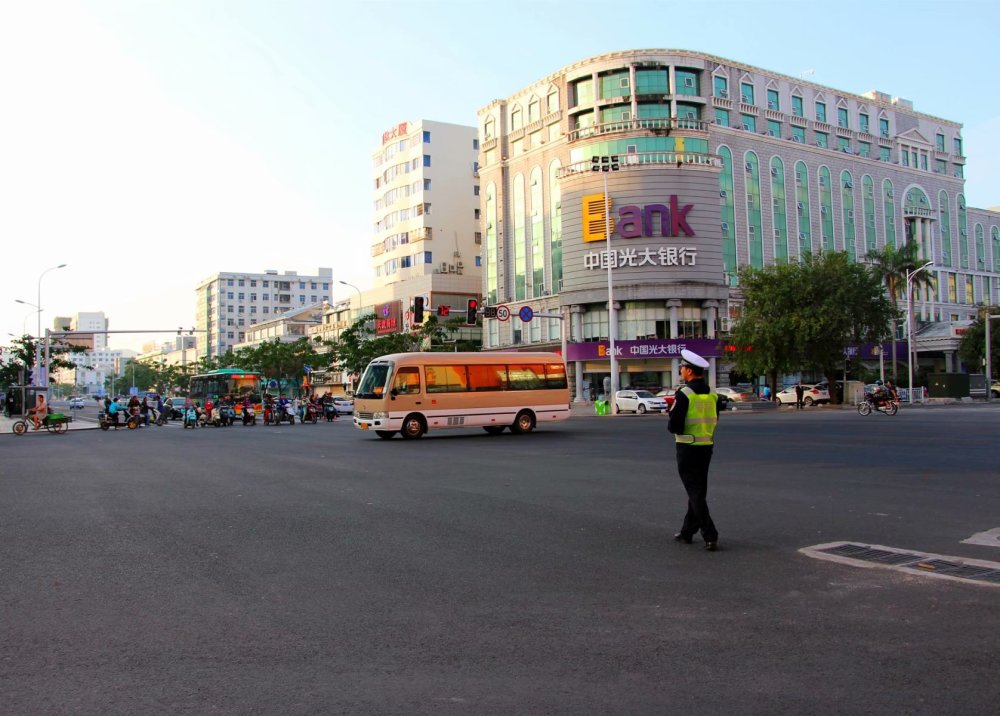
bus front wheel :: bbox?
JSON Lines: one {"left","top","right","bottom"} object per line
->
{"left": 376, "top": 430, "right": 395, "bottom": 439}
{"left": 511, "top": 410, "right": 535, "bottom": 435}
{"left": 400, "top": 414, "right": 426, "bottom": 440}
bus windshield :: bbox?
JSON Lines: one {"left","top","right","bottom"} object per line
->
{"left": 356, "top": 361, "right": 393, "bottom": 399}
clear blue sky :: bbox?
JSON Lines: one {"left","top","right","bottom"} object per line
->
{"left": 3, "top": 0, "right": 998, "bottom": 351}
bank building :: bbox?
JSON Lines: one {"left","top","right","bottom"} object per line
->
{"left": 475, "top": 49, "right": 1000, "bottom": 399}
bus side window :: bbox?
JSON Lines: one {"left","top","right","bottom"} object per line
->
{"left": 394, "top": 367, "right": 421, "bottom": 395}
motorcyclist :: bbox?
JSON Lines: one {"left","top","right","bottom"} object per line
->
{"left": 278, "top": 394, "right": 291, "bottom": 420}
{"left": 871, "top": 380, "right": 887, "bottom": 406}
{"left": 107, "top": 397, "right": 122, "bottom": 427}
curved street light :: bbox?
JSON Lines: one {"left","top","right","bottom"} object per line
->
{"left": 339, "top": 280, "right": 364, "bottom": 321}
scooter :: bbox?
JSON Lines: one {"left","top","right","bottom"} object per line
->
{"left": 323, "top": 403, "right": 338, "bottom": 422}
{"left": 301, "top": 403, "right": 319, "bottom": 424}
{"left": 183, "top": 407, "right": 199, "bottom": 428}
{"left": 100, "top": 411, "right": 138, "bottom": 431}
{"left": 220, "top": 405, "right": 236, "bottom": 426}
{"left": 241, "top": 405, "right": 256, "bottom": 425}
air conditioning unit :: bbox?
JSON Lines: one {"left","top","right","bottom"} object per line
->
{"left": 720, "top": 190, "right": 728, "bottom": 198}
{"left": 456, "top": 261, "right": 464, "bottom": 268}
{"left": 440, "top": 262, "right": 448, "bottom": 272}
{"left": 742, "top": 123, "right": 753, "bottom": 131}
{"left": 799, "top": 232, "right": 807, "bottom": 240}
{"left": 768, "top": 101, "right": 777, "bottom": 109}
{"left": 719, "top": 317, "right": 731, "bottom": 332}
{"left": 741, "top": 94, "right": 751, "bottom": 103}
{"left": 745, "top": 162, "right": 753, "bottom": 171}
{"left": 887, "top": 188, "right": 894, "bottom": 197}
{"left": 797, "top": 202, "right": 805, "bottom": 210}
{"left": 749, "top": 225, "right": 756, "bottom": 234}
{"left": 721, "top": 222, "right": 730, "bottom": 231}
{"left": 448, "top": 264, "right": 456, "bottom": 272}
{"left": 770, "top": 167, "right": 779, "bottom": 176}
{"left": 821, "top": 206, "right": 828, "bottom": 215}
{"left": 718, "top": 89, "right": 729, "bottom": 98}
{"left": 774, "top": 229, "right": 781, "bottom": 238}
{"left": 844, "top": 180, "right": 854, "bottom": 188}
{"left": 847, "top": 209, "right": 854, "bottom": 219}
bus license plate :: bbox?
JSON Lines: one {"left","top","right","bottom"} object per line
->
{"left": 360, "top": 423, "right": 368, "bottom": 430}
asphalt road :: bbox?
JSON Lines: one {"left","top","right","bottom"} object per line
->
{"left": 2, "top": 406, "right": 998, "bottom": 714}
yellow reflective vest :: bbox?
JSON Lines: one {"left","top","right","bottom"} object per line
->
{"left": 675, "top": 386, "right": 718, "bottom": 445}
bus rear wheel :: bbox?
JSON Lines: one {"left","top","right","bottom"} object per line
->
{"left": 483, "top": 426, "right": 505, "bottom": 435}
{"left": 376, "top": 430, "right": 395, "bottom": 439}
{"left": 400, "top": 414, "right": 426, "bottom": 440}
{"left": 510, "top": 410, "right": 535, "bottom": 435}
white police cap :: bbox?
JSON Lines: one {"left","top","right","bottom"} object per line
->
{"left": 680, "top": 349, "right": 709, "bottom": 369}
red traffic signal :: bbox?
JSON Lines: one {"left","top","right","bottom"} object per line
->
{"left": 466, "top": 299, "right": 479, "bottom": 325}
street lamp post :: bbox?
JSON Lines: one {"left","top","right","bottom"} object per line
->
{"left": 29, "top": 264, "right": 67, "bottom": 389}
{"left": 592, "top": 156, "right": 620, "bottom": 413}
{"left": 339, "top": 281, "right": 364, "bottom": 322}
{"left": 906, "top": 261, "right": 933, "bottom": 405}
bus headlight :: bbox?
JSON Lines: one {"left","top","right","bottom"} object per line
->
{"left": 372, "top": 411, "right": 388, "bottom": 421}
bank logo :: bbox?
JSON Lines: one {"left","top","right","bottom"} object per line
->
{"left": 582, "top": 193, "right": 696, "bottom": 242}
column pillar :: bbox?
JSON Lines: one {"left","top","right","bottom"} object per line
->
{"left": 667, "top": 299, "right": 682, "bottom": 379}
{"left": 703, "top": 300, "right": 720, "bottom": 386}
{"left": 570, "top": 305, "right": 587, "bottom": 403}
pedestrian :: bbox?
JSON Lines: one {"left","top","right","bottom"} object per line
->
{"left": 795, "top": 381, "right": 805, "bottom": 410}
{"left": 668, "top": 349, "right": 721, "bottom": 551}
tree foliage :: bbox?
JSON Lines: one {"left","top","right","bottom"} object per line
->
{"left": 730, "top": 252, "right": 898, "bottom": 399}
{"left": 958, "top": 309, "right": 1000, "bottom": 379}
{"left": 1, "top": 334, "right": 87, "bottom": 388}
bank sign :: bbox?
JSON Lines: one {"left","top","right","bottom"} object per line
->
{"left": 582, "top": 193, "right": 697, "bottom": 269}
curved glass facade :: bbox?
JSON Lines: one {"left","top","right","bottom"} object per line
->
{"left": 770, "top": 157, "right": 788, "bottom": 264}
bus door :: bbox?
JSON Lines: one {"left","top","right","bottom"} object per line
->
{"left": 389, "top": 366, "right": 423, "bottom": 418}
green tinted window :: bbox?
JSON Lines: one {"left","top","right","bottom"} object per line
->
{"left": 573, "top": 78, "right": 594, "bottom": 106}
{"left": 719, "top": 147, "right": 736, "bottom": 280}
{"left": 767, "top": 89, "right": 779, "bottom": 110}
{"left": 636, "top": 69, "right": 668, "bottom": 95}
{"left": 675, "top": 70, "right": 699, "bottom": 96}
{"left": 838, "top": 136, "right": 850, "bottom": 152}
{"left": 815, "top": 102, "right": 827, "bottom": 123}
{"left": 792, "top": 126, "right": 805, "bottom": 144}
{"left": 740, "top": 82, "right": 754, "bottom": 104}
{"left": 741, "top": 114, "right": 756, "bottom": 133}
{"left": 714, "top": 108, "right": 730, "bottom": 127}
{"left": 601, "top": 71, "right": 630, "bottom": 99}
{"left": 858, "top": 141, "right": 871, "bottom": 158}
{"left": 676, "top": 103, "right": 700, "bottom": 120}
{"left": 791, "top": 96, "right": 803, "bottom": 117}
{"left": 936, "top": 133, "right": 945, "bottom": 151}
{"left": 637, "top": 104, "right": 670, "bottom": 119}
{"left": 815, "top": 131, "right": 828, "bottom": 148}
{"left": 880, "top": 146, "right": 891, "bottom": 162}
{"left": 746, "top": 152, "right": 763, "bottom": 268}
{"left": 713, "top": 75, "right": 728, "bottom": 98}
{"left": 879, "top": 118, "right": 889, "bottom": 137}
{"left": 767, "top": 119, "right": 781, "bottom": 137}
{"left": 954, "top": 137, "right": 963, "bottom": 155}
{"left": 859, "top": 113, "right": 869, "bottom": 133}
{"left": 837, "top": 107, "right": 849, "bottom": 128}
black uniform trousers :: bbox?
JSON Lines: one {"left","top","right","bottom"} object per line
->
{"left": 676, "top": 443, "right": 718, "bottom": 542}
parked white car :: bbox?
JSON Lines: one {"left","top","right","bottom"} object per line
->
{"left": 614, "top": 390, "right": 670, "bottom": 414}
{"left": 775, "top": 384, "right": 831, "bottom": 406}
{"left": 68, "top": 397, "right": 86, "bottom": 409}
{"left": 331, "top": 397, "right": 354, "bottom": 415}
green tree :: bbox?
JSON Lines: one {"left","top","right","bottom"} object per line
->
{"left": 866, "top": 241, "right": 935, "bottom": 383}
{"left": 958, "top": 308, "right": 1000, "bottom": 380}
{"left": 729, "top": 262, "right": 807, "bottom": 395}
{"left": 731, "top": 252, "right": 897, "bottom": 401}
{"left": 1, "top": 334, "right": 86, "bottom": 388}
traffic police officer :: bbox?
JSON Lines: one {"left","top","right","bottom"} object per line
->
{"left": 668, "top": 349, "right": 720, "bottom": 551}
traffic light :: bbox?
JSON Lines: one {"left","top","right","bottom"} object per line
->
{"left": 466, "top": 299, "right": 479, "bottom": 325}
{"left": 413, "top": 296, "right": 425, "bottom": 324}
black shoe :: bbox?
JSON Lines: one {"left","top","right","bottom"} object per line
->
{"left": 704, "top": 541, "right": 718, "bottom": 552}
{"left": 673, "top": 533, "right": 693, "bottom": 544}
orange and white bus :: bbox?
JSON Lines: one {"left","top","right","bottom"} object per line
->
{"left": 353, "top": 351, "right": 571, "bottom": 439}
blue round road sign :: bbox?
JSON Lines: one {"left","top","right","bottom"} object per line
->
{"left": 518, "top": 306, "right": 534, "bottom": 322}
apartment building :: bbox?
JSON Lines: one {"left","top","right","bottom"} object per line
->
{"left": 194, "top": 268, "right": 333, "bottom": 358}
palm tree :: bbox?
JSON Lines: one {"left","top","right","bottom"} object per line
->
{"left": 866, "top": 241, "right": 935, "bottom": 382}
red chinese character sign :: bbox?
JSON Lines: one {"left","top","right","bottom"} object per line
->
{"left": 375, "top": 300, "right": 403, "bottom": 336}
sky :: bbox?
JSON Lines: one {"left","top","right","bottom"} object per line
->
{"left": 2, "top": 0, "right": 999, "bottom": 353}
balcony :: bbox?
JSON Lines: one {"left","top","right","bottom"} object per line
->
{"left": 559, "top": 150, "right": 722, "bottom": 177}
{"left": 566, "top": 117, "right": 710, "bottom": 142}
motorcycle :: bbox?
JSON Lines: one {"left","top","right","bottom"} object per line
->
{"left": 100, "top": 410, "right": 138, "bottom": 431}
{"left": 857, "top": 392, "right": 898, "bottom": 416}
{"left": 183, "top": 407, "right": 199, "bottom": 428}
{"left": 241, "top": 405, "right": 256, "bottom": 425}
{"left": 323, "top": 403, "right": 338, "bottom": 422}
{"left": 301, "top": 403, "right": 319, "bottom": 424}
{"left": 219, "top": 405, "right": 236, "bottom": 426}
{"left": 12, "top": 411, "right": 73, "bottom": 435}
{"left": 272, "top": 403, "right": 295, "bottom": 425}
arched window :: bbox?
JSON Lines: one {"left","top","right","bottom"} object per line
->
{"left": 882, "top": 179, "right": 896, "bottom": 247}
{"left": 770, "top": 156, "right": 788, "bottom": 264}
{"left": 794, "top": 161, "right": 812, "bottom": 256}
{"left": 719, "top": 146, "right": 737, "bottom": 281}
{"left": 513, "top": 174, "right": 526, "bottom": 300}
{"left": 744, "top": 151, "right": 763, "bottom": 268}
{"left": 548, "top": 160, "right": 563, "bottom": 291}
{"left": 485, "top": 183, "right": 498, "bottom": 305}
{"left": 818, "top": 166, "right": 833, "bottom": 252}
{"left": 841, "top": 170, "right": 856, "bottom": 261}
{"left": 939, "top": 191, "right": 952, "bottom": 267}
{"left": 529, "top": 167, "right": 544, "bottom": 295}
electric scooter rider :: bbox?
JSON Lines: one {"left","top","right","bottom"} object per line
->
{"left": 278, "top": 394, "right": 292, "bottom": 423}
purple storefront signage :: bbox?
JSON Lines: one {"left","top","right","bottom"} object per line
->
{"left": 566, "top": 338, "right": 723, "bottom": 362}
